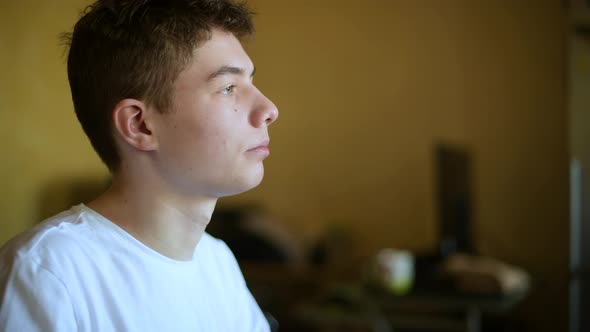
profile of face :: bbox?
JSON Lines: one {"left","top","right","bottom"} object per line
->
{"left": 150, "top": 28, "right": 279, "bottom": 198}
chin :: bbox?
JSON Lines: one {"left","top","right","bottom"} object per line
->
{"left": 218, "top": 169, "right": 264, "bottom": 198}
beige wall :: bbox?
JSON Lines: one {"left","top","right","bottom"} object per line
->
{"left": 0, "top": 0, "right": 569, "bottom": 330}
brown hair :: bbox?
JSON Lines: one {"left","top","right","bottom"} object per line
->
{"left": 62, "top": 0, "right": 254, "bottom": 172}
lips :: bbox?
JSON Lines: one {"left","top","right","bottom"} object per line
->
{"left": 247, "top": 139, "right": 270, "bottom": 156}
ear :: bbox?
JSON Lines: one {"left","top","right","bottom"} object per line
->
{"left": 112, "top": 99, "right": 157, "bottom": 151}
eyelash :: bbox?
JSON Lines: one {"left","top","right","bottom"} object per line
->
{"left": 221, "top": 84, "right": 237, "bottom": 95}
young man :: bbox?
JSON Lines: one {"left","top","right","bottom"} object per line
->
{"left": 0, "top": 0, "right": 278, "bottom": 331}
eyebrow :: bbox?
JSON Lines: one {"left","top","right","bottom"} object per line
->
{"left": 206, "top": 65, "right": 256, "bottom": 81}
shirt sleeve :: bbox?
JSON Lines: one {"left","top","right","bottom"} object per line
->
{"left": 0, "top": 258, "right": 77, "bottom": 332}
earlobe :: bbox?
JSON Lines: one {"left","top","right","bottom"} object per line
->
{"left": 112, "top": 99, "right": 158, "bottom": 151}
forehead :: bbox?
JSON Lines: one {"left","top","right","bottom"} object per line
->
{"left": 182, "top": 29, "right": 254, "bottom": 80}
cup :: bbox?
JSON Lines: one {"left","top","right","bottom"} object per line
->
{"left": 374, "top": 248, "right": 414, "bottom": 295}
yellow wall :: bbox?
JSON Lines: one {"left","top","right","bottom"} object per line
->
{"left": 0, "top": 0, "right": 568, "bottom": 330}
{"left": 0, "top": 0, "right": 109, "bottom": 239}
{"left": 234, "top": 0, "right": 569, "bottom": 329}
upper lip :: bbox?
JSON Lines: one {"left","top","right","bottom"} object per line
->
{"left": 248, "top": 139, "right": 270, "bottom": 150}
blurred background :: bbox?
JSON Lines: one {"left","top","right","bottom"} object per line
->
{"left": 1, "top": 0, "right": 588, "bottom": 331}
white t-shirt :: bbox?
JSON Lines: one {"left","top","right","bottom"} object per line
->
{"left": 0, "top": 204, "right": 269, "bottom": 332}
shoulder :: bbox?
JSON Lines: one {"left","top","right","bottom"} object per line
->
{"left": 199, "top": 232, "right": 231, "bottom": 252}
{"left": 195, "top": 232, "right": 245, "bottom": 281}
{"left": 0, "top": 205, "right": 95, "bottom": 280}
{"left": 197, "top": 235, "right": 269, "bottom": 331}
{"left": 197, "top": 232, "right": 238, "bottom": 265}
{"left": 198, "top": 232, "right": 239, "bottom": 262}
{"left": 0, "top": 208, "right": 81, "bottom": 331}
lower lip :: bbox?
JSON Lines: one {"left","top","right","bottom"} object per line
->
{"left": 247, "top": 146, "right": 270, "bottom": 157}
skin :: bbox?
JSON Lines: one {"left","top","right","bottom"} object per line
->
{"left": 87, "top": 28, "right": 279, "bottom": 261}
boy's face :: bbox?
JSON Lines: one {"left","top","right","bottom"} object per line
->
{"left": 150, "top": 29, "right": 278, "bottom": 198}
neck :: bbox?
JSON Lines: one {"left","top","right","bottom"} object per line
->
{"left": 87, "top": 173, "right": 217, "bottom": 261}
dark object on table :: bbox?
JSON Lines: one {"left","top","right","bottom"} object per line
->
{"left": 435, "top": 143, "right": 475, "bottom": 258}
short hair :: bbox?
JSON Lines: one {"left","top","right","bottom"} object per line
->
{"left": 62, "top": 0, "right": 254, "bottom": 172}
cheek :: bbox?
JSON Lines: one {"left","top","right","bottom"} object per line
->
{"left": 164, "top": 100, "right": 243, "bottom": 159}
{"left": 176, "top": 118, "right": 233, "bottom": 159}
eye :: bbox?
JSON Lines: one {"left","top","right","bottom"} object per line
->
{"left": 221, "top": 84, "right": 236, "bottom": 95}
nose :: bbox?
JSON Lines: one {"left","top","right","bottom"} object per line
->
{"left": 250, "top": 88, "right": 279, "bottom": 128}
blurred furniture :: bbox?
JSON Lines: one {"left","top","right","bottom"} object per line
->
{"left": 241, "top": 262, "right": 528, "bottom": 332}
{"left": 365, "top": 283, "right": 528, "bottom": 332}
